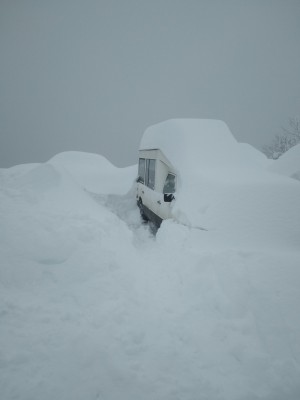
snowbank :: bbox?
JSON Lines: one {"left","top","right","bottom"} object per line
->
{"left": 1, "top": 151, "right": 300, "bottom": 400}
{"left": 268, "top": 143, "right": 300, "bottom": 181}
{"left": 0, "top": 159, "right": 133, "bottom": 266}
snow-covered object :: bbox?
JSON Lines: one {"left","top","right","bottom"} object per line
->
{"left": 49, "top": 151, "right": 136, "bottom": 194}
{"left": 268, "top": 143, "right": 300, "bottom": 181}
{"left": 140, "top": 119, "right": 300, "bottom": 249}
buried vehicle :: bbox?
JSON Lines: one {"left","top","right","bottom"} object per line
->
{"left": 136, "top": 148, "right": 176, "bottom": 227}
{"left": 135, "top": 119, "right": 300, "bottom": 250}
{"left": 136, "top": 118, "right": 244, "bottom": 228}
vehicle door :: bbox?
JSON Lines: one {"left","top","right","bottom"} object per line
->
{"left": 156, "top": 173, "right": 176, "bottom": 220}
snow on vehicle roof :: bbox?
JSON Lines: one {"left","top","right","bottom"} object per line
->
{"left": 140, "top": 119, "right": 269, "bottom": 174}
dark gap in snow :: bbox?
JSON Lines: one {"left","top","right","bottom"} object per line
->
{"left": 87, "top": 190, "right": 159, "bottom": 237}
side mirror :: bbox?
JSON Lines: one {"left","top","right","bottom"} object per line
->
{"left": 164, "top": 194, "right": 175, "bottom": 203}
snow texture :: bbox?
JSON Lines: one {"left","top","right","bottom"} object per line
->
{"left": 1, "top": 134, "right": 300, "bottom": 400}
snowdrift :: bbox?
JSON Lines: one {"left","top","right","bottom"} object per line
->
{"left": 141, "top": 119, "right": 300, "bottom": 250}
{"left": 0, "top": 157, "right": 135, "bottom": 266}
{"left": 1, "top": 150, "right": 300, "bottom": 400}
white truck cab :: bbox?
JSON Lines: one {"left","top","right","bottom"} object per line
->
{"left": 136, "top": 148, "right": 176, "bottom": 226}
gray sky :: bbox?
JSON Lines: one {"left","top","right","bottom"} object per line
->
{"left": 1, "top": 0, "right": 300, "bottom": 168}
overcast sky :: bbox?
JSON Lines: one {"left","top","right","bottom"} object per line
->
{"left": 1, "top": 0, "right": 300, "bottom": 167}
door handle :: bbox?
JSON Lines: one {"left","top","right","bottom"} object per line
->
{"left": 157, "top": 200, "right": 161, "bottom": 205}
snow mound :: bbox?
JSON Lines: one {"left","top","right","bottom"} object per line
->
{"left": 0, "top": 160, "right": 133, "bottom": 265}
{"left": 49, "top": 151, "right": 136, "bottom": 194}
{"left": 269, "top": 143, "right": 300, "bottom": 181}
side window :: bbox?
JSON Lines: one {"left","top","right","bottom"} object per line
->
{"left": 146, "top": 159, "right": 156, "bottom": 190}
{"left": 138, "top": 158, "right": 145, "bottom": 183}
{"left": 163, "top": 173, "right": 176, "bottom": 194}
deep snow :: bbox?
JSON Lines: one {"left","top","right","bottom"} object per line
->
{"left": 1, "top": 146, "right": 300, "bottom": 400}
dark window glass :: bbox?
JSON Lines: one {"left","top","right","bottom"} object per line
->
{"left": 138, "top": 158, "right": 145, "bottom": 183}
{"left": 163, "top": 174, "right": 176, "bottom": 194}
{"left": 146, "top": 159, "right": 156, "bottom": 190}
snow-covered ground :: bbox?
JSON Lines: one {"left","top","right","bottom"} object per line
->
{"left": 1, "top": 144, "right": 300, "bottom": 399}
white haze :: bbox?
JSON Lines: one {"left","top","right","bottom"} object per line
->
{"left": 1, "top": 0, "right": 300, "bottom": 167}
